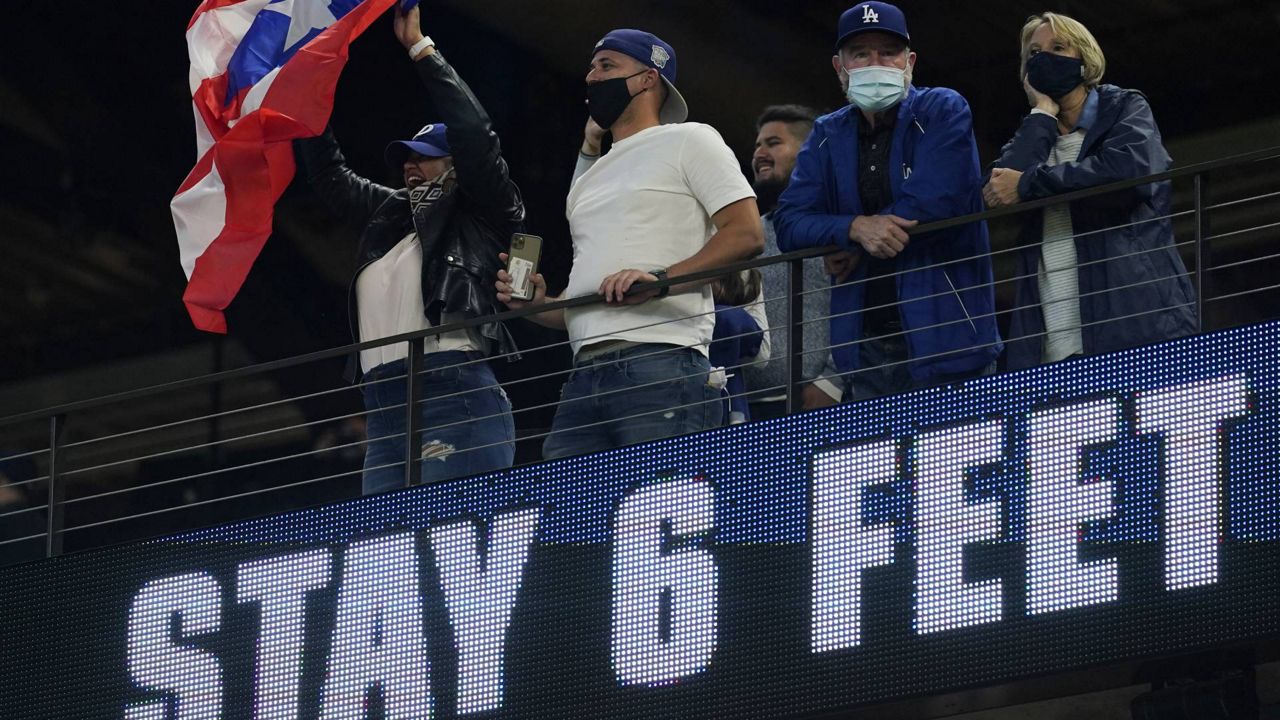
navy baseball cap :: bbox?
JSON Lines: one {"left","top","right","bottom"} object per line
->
{"left": 836, "top": 2, "right": 910, "bottom": 51}
{"left": 592, "top": 29, "right": 688, "bottom": 124}
{"left": 385, "top": 123, "right": 451, "bottom": 167}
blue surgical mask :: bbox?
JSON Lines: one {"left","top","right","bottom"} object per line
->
{"left": 845, "top": 64, "right": 909, "bottom": 113}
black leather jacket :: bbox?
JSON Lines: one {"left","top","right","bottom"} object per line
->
{"left": 295, "top": 52, "right": 524, "bottom": 380}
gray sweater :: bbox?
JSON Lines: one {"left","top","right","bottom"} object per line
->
{"left": 746, "top": 216, "right": 839, "bottom": 399}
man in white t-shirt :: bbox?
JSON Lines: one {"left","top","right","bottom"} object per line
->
{"left": 497, "top": 29, "right": 763, "bottom": 460}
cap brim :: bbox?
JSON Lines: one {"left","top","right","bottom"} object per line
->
{"left": 659, "top": 77, "right": 688, "bottom": 124}
{"left": 384, "top": 139, "right": 450, "bottom": 168}
{"left": 834, "top": 27, "right": 910, "bottom": 52}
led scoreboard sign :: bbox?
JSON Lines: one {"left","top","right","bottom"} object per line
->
{"left": 3, "top": 323, "right": 1280, "bottom": 720}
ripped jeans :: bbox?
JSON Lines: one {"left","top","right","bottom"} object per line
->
{"left": 542, "top": 343, "right": 723, "bottom": 461}
{"left": 360, "top": 351, "right": 515, "bottom": 495}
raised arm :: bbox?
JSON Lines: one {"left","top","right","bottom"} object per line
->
{"left": 294, "top": 127, "right": 396, "bottom": 227}
{"left": 397, "top": 4, "right": 523, "bottom": 226}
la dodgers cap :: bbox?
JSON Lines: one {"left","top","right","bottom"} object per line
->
{"left": 836, "top": 2, "right": 911, "bottom": 51}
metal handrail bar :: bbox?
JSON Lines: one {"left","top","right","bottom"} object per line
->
{"left": 349, "top": 296, "right": 1217, "bottom": 482}
{"left": 41, "top": 215, "right": 1261, "bottom": 488}
{"left": 52, "top": 284, "right": 1280, "bottom": 535}
{"left": 3, "top": 198, "right": 1210, "bottom": 458}
{"left": 752, "top": 209, "right": 1190, "bottom": 311}
{"left": 803, "top": 269, "right": 1195, "bottom": 362}
{"left": 35, "top": 230, "right": 1223, "bottom": 481}
{"left": 796, "top": 250, "right": 1196, "bottom": 342}
{"left": 5, "top": 145, "right": 1276, "bottom": 428}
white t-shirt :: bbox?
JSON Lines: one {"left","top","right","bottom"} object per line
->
{"left": 356, "top": 233, "right": 479, "bottom": 372}
{"left": 563, "top": 123, "right": 755, "bottom": 357}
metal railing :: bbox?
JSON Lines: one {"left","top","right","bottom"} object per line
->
{"left": 1, "top": 145, "right": 1277, "bottom": 562}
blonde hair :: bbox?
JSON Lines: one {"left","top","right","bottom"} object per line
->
{"left": 1019, "top": 12, "right": 1106, "bottom": 88}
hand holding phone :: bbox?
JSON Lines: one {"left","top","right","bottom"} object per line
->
{"left": 505, "top": 233, "right": 543, "bottom": 301}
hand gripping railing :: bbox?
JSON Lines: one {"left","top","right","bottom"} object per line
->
{"left": 0, "top": 144, "right": 1276, "bottom": 560}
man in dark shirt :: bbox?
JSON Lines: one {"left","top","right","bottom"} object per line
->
{"left": 774, "top": 1, "right": 1002, "bottom": 401}
{"left": 856, "top": 109, "right": 900, "bottom": 342}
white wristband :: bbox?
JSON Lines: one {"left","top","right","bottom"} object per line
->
{"left": 408, "top": 36, "right": 434, "bottom": 58}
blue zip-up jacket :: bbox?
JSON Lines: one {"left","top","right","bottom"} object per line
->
{"left": 991, "top": 84, "right": 1196, "bottom": 370}
{"left": 773, "top": 86, "right": 1001, "bottom": 381}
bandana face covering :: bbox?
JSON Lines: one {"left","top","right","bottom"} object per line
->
{"left": 408, "top": 167, "right": 456, "bottom": 214}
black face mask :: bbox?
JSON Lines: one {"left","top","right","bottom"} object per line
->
{"left": 585, "top": 70, "right": 648, "bottom": 129}
{"left": 1026, "top": 52, "right": 1084, "bottom": 99}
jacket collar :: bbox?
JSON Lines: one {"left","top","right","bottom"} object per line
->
{"left": 825, "top": 86, "right": 919, "bottom": 216}
{"left": 1079, "top": 84, "right": 1124, "bottom": 158}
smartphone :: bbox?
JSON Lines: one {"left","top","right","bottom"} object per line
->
{"left": 506, "top": 233, "right": 543, "bottom": 301}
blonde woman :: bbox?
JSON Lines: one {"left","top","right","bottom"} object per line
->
{"left": 984, "top": 12, "right": 1195, "bottom": 370}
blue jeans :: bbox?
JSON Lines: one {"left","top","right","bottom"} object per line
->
{"left": 841, "top": 331, "right": 996, "bottom": 403}
{"left": 542, "top": 344, "right": 723, "bottom": 461}
{"left": 361, "top": 351, "right": 515, "bottom": 495}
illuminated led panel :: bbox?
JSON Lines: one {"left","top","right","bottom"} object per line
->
{"left": 2, "top": 322, "right": 1279, "bottom": 720}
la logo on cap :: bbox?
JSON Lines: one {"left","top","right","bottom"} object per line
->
{"left": 861, "top": 4, "right": 879, "bottom": 23}
{"left": 417, "top": 124, "right": 435, "bottom": 136}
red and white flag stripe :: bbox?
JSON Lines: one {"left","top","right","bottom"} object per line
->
{"left": 172, "top": 0, "right": 393, "bottom": 332}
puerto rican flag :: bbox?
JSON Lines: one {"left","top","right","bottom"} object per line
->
{"left": 172, "top": 0, "right": 402, "bottom": 333}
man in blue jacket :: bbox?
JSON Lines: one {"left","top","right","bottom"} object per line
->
{"left": 773, "top": 1, "right": 1001, "bottom": 402}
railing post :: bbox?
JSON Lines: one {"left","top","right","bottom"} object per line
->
{"left": 785, "top": 257, "right": 805, "bottom": 415}
{"left": 1193, "top": 172, "right": 1211, "bottom": 333}
{"left": 46, "top": 414, "right": 65, "bottom": 558}
{"left": 403, "top": 341, "right": 423, "bottom": 489}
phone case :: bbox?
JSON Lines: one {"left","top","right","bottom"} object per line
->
{"left": 507, "top": 233, "right": 543, "bottom": 301}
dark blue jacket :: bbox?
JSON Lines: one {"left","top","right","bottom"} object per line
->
{"left": 992, "top": 84, "right": 1196, "bottom": 370}
{"left": 773, "top": 86, "right": 1001, "bottom": 381}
